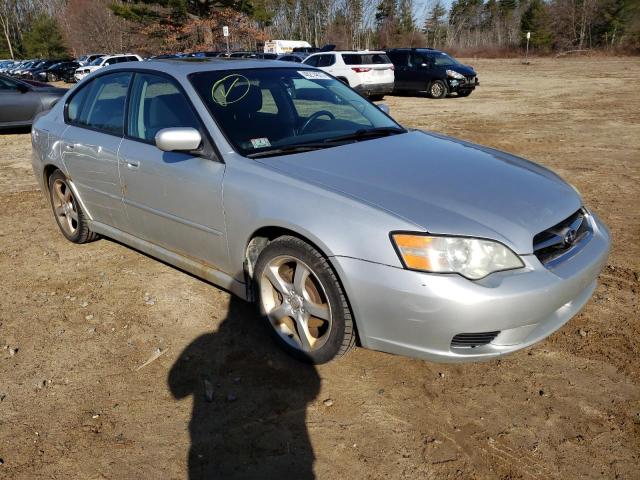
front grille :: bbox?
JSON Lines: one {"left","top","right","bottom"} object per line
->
{"left": 451, "top": 331, "right": 500, "bottom": 348}
{"left": 533, "top": 208, "right": 591, "bottom": 265}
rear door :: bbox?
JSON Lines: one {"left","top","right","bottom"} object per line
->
{"left": 118, "top": 72, "right": 228, "bottom": 270}
{"left": 60, "top": 71, "right": 132, "bottom": 230}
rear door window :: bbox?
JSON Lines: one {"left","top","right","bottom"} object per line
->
{"left": 303, "top": 55, "right": 319, "bottom": 67}
{"left": 68, "top": 72, "right": 132, "bottom": 135}
{"left": 316, "top": 55, "right": 335, "bottom": 67}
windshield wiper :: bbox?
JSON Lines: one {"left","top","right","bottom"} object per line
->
{"left": 323, "top": 127, "right": 406, "bottom": 144}
{"left": 246, "top": 143, "right": 333, "bottom": 159}
{"left": 246, "top": 127, "right": 406, "bottom": 159}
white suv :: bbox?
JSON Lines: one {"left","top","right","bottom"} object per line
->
{"left": 302, "top": 51, "right": 395, "bottom": 100}
{"left": 74, "top": 54, "right": 142, "bottom": 82}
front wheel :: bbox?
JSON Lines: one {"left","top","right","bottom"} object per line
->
{"left": 254, "top": 236, "right": 356, "bottom": 364}
{"left": 428, "top": 80, "right": 447, "bottom": 99}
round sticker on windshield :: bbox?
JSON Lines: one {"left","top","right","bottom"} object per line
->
{"left": 211, "top": 74, "right": 251, "bottom": 106}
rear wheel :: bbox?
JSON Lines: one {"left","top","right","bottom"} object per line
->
{"left": 254, "top": 236, "right": 356, "bottom": 364}
{"left": 428, "top": 80, "right": 447, "bottom": 99}
{"left": 48, "top": 170, "right": 98, "bottom": 244}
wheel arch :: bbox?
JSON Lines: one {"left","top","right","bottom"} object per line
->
{"left": 243, "top": 225, "right": 361, "bottom": 344}
{"left": 42, "top": 163, "right": 60, "bottom": 194}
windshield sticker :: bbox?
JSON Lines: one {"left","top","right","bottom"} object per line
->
{"left": 211, "top": 74, "right": 251, "bottom": 106}
{"left": 298, "top": 70, "right": 330, "bottom": 80}
{"left": 250, "top": 137, "right": 271, "bottom": 149}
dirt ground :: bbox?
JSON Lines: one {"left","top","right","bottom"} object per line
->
{"left": 1, "top": 57, "right": 639, "bottom": 479}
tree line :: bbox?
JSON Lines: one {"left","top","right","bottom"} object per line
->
{"left": 1, "top": 0, "right": 638, "bottom": 59}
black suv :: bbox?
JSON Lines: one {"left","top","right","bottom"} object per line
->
{"left": 386, "top": 48, "right": 479, "bottom": 98}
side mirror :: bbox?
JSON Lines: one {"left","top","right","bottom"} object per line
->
{"left": 420, "top": 63, "right": 430, "bottom": 69}
{"left": 377, "top": 103, "right": 390, "bottom": 115}
{"left": 155, "top": 127, "right": 202, "bottom": 152}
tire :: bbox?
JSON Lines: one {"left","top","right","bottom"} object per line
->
{"left": 428, "top": 80, "right": 447, "bottom": 99}
{"left": 457, "top": 90, "right": 472, "bottom": 97}
{"left": 369, "top": 94, "right": 384, "bottom": 101}
{"left": 48, "top": 170, "right": 98, "bottom": 244}
{"left": 254, "top": 236, "right": 356, "bottom": 364}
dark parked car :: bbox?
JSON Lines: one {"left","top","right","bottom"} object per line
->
{"left": 36, "top": 61, "right": 80, "bottom": 83}
{"left": 386, "top": 48, "right": 479, "bottom": 98}
{"left": 21, "top": 60, "right": 60, "bottom": 79}
{"left": 276, "top": 53, "right": 307, "bottom": 63}
{"left": 0, "top": 73, "right": 66, "bottom": 129}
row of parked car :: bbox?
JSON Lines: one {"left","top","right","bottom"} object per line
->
{"left": 154, "top": 47, "right": 479, "bottom": 100}
{"left": 0, "top": 47, "right": 478, "bottom": 100}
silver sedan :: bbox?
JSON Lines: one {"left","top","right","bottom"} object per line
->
{"left": 31, "top": 59, "right": 610, "bottom": 363}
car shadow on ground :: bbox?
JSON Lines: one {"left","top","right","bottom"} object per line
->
{"left": 168, "top": 296, "right": 320, "bottom": 479}
{"left": 387, "top": 92, "right": 467, "bottom": 99}
{"left": 0, "top": 126, "right": 31, "bottom": 135}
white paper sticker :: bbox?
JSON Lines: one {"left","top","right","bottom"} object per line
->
{"left": 250, "top": 137, "right": 271, "bottom": 148}
{"left": 298, "top": 70, "right": 331, "bottom": 80}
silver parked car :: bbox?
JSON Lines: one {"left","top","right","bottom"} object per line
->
{"left": 31, "top": 59, "right": 610, "bottom": 363}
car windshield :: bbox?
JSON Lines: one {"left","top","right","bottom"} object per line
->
{"left": 89, "top": 57, "right": 104, "bottom": 66}
{"left": 433, "top": 52, "right": 461, "bottom": 66}
{"left": 190, "top": 68, "right": 403, "bottom": 157}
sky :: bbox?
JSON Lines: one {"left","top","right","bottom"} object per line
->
{"left": 414, "top": 0, "right": 454, "bottom": 21}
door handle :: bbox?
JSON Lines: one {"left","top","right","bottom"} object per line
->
{"left": 126, "top": 160, "right": 140, "bottom": 169}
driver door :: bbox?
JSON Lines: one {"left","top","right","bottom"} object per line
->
{"left": 118, "top": 72, "right": 228, "bottom": 271}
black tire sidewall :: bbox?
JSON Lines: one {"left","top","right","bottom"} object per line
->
{"left": 429, "top": 80, "right": 447, "bottom": 99}
{"left": 254, "top": 237, "right": 351, "bottom": 364}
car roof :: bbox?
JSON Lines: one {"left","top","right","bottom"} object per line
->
{"left": 103, "top": 57, "right": 305, "bottom": 76}
{"left": 388, "top": 47, "right": 443, "bottom": 53}
{"left": 310, "top": 50, "right": 386, "bottom": 55}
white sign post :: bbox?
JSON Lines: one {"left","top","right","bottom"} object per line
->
{"left": 524, "top": 31, "right": 531, "bottom": 64}
{"left": 223, "top": 26, "right": 230, "bottom": 55}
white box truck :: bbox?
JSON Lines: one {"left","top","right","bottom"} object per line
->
{"left": 264, "top": 40, "right": 313, "bottom": 55}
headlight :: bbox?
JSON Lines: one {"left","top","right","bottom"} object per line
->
{"left": 391, "top": 234, "right": 524, "bottom": 280}
{"left": 446, "top": 69, "right": 465, "bottom": 80}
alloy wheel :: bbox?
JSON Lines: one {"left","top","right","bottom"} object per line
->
{"left": 51, "top": 179, "right": 78, "bottom": 236}
{"left": 259, "top": 255, "right": 333, "bottom": 352}
{"left": 431, "top": 82, "right": 444, "bottom": 97}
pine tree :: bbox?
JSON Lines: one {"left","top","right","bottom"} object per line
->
{"left": 520, "top": 0, "right": 553, "bottom": 49}
{"left": 423, "top": 1, "right": 447, "bottom": 47}
{"left": 22, "top": 14, "right": 68, "bottom": 58}
{"left": 398, "top": 0, "right": 416, "bottom": 33}
{"left": 375, "top": 0, "right": 397, "bottom": 28}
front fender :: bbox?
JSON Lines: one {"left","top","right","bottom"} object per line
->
{"left": 222, "top": 154, "right": 420, "bottom": 283}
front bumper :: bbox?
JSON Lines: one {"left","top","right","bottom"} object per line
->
{"left": 354, "top": 81, "right": 394, "bottom": 96}
{"left": 448, "top": 76, "right": 479, "bottom": 92}
{"left": 331, "top": 213, "right": 610, "bottom": 363}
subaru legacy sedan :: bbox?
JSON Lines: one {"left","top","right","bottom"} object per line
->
{"left": 31, "top": 59, "right": 610, "bottom": 364}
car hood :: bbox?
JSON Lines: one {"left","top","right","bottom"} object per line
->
{"left": 451, "top": 64, "right": 476, "bottom": 76}
{"left": 258, "top": 131, "right": 581, "bottom": 254}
